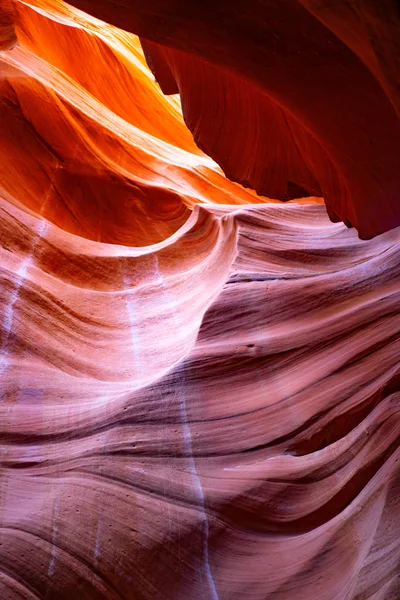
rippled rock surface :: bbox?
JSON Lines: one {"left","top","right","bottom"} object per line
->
{"left": 0, "top": 2, "right": 399, "bottom": 599}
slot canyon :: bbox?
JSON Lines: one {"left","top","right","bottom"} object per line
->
{"left": 0, "top": 1, "right": 399, "bottom": 598}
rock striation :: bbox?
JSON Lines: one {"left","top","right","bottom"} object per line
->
{"left": 0, "top": 1, "right": 399, "bottom": 599}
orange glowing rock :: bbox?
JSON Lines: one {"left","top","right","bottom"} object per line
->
{"left": 67, "top": 0, "right": 400, "bottom": 238}
{"left": 0, "top": 0, "right": 17, "bottom": 50}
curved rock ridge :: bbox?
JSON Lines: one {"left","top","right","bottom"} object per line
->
{"left": 63, "top": 0, "right": 400, "bottom": 239}
{"left": 0, "top": 196, "right": 399, "bottom": 599}
{"left": 1, "top": 0, "right": 324, "bottom": 247}
{"left": 0, "top": 2, "right": 399, "bottom": 600}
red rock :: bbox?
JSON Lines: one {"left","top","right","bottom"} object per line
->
{"left": 0, "top": 2, "right": 399, "bottom": 600}
{"left": 66, "top": 0, "right": 400, "bottom": 238}
{"left": 0, "top": 0, "right": 17, "bottom": 50}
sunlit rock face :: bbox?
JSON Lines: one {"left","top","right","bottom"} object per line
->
{"left": 67, "top": 0, "right": 400, "bottom": 240}
{"left": 0, "top": 2, "right": 399, "bottom": 599}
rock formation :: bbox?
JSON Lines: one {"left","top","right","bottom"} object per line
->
{"left": 0, "top": 1, "right": 399, "bottom": 599}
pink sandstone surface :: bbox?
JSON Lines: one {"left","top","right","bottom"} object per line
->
{"left": 0, "top": 1, "right": 399, "bottom": 599}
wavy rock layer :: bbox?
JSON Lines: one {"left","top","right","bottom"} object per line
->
{"left": 0, "top": 2, "right": 399, "bottom": 600}
{"left": 65, "top": 0, "right": 400, "bottom": 239}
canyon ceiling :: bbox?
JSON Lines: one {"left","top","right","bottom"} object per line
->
{"left": 0, "top": 1, "right": 399, "bottom": 599}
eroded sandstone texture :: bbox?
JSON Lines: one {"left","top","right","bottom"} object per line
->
{"left": 0, "top": 1, "right": 399, "bottom": 599}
